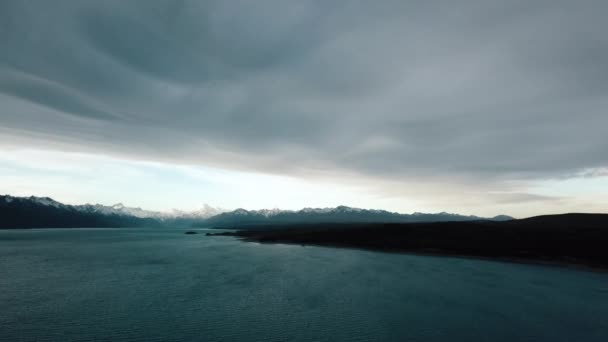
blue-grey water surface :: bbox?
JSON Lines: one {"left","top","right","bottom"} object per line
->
{"left": 1, "top": 228, "right": 607, "bottom": 342}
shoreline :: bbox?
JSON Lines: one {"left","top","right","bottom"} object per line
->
{"left": 208, "top": 217, "right": 608, "bottom": 272}
{"left": 221, "top": 234, "right": 608, "bottom": 273}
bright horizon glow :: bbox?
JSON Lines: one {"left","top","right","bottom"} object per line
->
{"left": 0, "top": 148, "right": 422, "bottom": 214}
{"left": 1, "top": 147, "right": 607, "bottom": 219}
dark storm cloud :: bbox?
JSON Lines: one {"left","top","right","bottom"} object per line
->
{"left": 1, "top": 0, "right": 607, "bottom": 183}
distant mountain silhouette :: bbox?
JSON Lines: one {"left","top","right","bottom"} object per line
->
{"left": 202, "top": 205, "right": 513, "bottom": 227}
{"left": 0, "top": 195, "right": 162, "bottom": 228}
{"left": 0, "top": 195, "right": 513, "bottom": 229}
{"left": 0, "top": 195, "right": 229, "bottom": 229}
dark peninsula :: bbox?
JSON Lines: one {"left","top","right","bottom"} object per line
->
{"left": 209, "top": 213, "right": 608, "bottom": 270}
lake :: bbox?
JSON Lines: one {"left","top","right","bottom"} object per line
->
{"left": 1, "top": 228, "right": 607, "bottom": 342}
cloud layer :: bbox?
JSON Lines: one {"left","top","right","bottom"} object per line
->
{"left": 1, "top": 0, "right": 607, "bottom": 214}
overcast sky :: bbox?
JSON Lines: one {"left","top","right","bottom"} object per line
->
{"left": 1, "top": 0, "right": 607, "bottom": 217}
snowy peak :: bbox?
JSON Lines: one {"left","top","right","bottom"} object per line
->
{"left": 111, "top": 203, "right": 125, "bottom": 210}
{"left": 0, "top": 195, "right": 162, "bottom": 229}
{"left": 76, "top": 202, "right": 226, "bottom": 220}
{"left": 163, "top": 204, "right": 226, "bottom": 219}
{"left": 30, "top": 196, "right": 65, "bottom": 208}
{"left": 1, "top": 195, "right": 225, "bottom": 221}
{"left": 204, "top": 205, "right": 513, "bottom": 227}
{"left": 1, "top": 195, "right": 66, "bottom": 209}
{"left": 1, "top": 195, "right": 513, "bottom": 228}
{"left": 183, "top": 204, "right": 226, "bottom": 219}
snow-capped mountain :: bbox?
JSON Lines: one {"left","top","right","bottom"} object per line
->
{"left": 0, "top": 195, "right": 162, "bottom": 228}
{"left": 1, "top": 194, "right": 512, "bottom": 229}
{"left": 2, "top": 195, "right": 69, "bottom": 209}
{"left": 74, "top": 202, "right": 225, "bottom": 220}
{"left": 74, "top": 203, "right": 161, "bottom": 218}
{"left": 164, "top": 204, "right": 226, "bottom": 219}
{"left": 203, "top": 205, "right": 512, "bottom": 227}
{"left": 0, "top": 195, "right": 226, "bottom": 228}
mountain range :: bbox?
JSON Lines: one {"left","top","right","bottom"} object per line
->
{"left": 202, "top": 206, "right": 513, "bottom": 227}
{"left": 0, "top": 195, "right": 225, "bottom": 229}
{"left": 0, "top": 195, "right": 512, "bottom": 229}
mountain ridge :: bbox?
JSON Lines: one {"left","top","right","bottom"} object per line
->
{"left": 201, "top": 205, "right": 513, "bottom": 227}
{"left": 0, "top": 194, "right": 513, "bottom": 229}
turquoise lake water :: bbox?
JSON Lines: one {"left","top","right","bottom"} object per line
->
{"left": 1, "top": 228, "right": 607, "bottom": 342}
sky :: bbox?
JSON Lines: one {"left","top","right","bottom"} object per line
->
{"left": 0, "top": 0, "right": 607, "bottom": 218}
